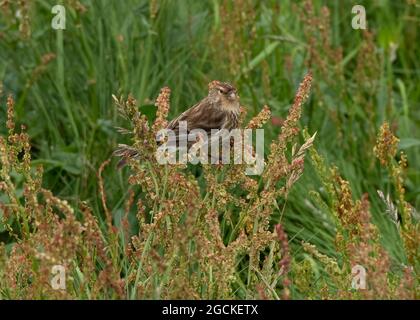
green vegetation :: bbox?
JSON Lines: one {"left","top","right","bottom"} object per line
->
{"left": 0, "top": 0, "right": 419, "bottom": 299}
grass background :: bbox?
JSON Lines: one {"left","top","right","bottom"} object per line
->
{"left": 0, "top": 0, "right": 419, "bottom": 286}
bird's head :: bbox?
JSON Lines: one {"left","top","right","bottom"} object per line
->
{"left": 208, "top": 81, "right": 240, "bottom": 109}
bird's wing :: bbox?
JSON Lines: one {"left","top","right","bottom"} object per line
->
{"left": 167, "top": 101, "right": 203, "bottom": 131}
{"left": 167, "top": 99, "right": 225, "bottom": 133}
{"left": 163, "top": 98, "right": 231, "bottom": 149}
{"left": 174, "top": 99, "right": 226, "bottom": 132}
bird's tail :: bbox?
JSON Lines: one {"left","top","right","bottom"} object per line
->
{"left": 113, "top": 144, "right": 140, "bottom": 169}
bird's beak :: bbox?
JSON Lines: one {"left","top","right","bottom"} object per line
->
{"left": 229, "top": 91, "right": 237, "bottom": 99}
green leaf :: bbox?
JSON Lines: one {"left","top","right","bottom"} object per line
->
{"left": 399, "top": 138, "right": 420, "bottom": 149}
{"left": 241, "top": 41, "right": 280, "bottom": 75}
{"left": 140, "top": 104, "right": 157, "bottom": 122}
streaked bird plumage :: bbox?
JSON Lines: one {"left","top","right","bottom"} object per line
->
{"left": 115, "top": 81, "right": 241, "bottom": 167}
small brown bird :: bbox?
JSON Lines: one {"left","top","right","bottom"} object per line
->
{"left": 115, "top": 81, "right": 241, "bottom": 166}
{"left": 165, "top": 80, "right": 240, "bottom": 146}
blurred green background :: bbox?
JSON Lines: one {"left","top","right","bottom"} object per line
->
{"left": 0, "top": 0, "right": 419, "bottom": 262}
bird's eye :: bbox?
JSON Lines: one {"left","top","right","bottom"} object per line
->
{"left": 218, "top": 89, "right": 224, "bottom": 94}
